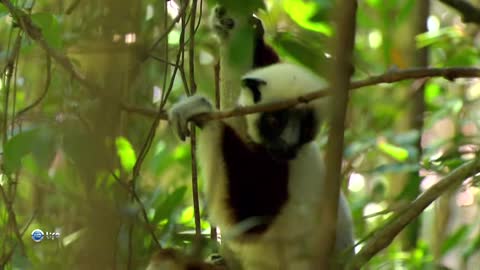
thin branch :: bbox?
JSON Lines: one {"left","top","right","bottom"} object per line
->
{"left": 2, "top": 28, "right": 22, "bottom": 146}
{"left": 149, "top": 54, "right": 179, "bottom": 67}
{"left": 347, "top": 156, "right": 480, "bottom": 269}
{"left": 111, "top": 172, "right": 162, "bottom": 249}
{"left": 188, "top": 0, "right": 202, "bottom": 241}
{"left": 16, "top": 54, "right": 51, "bottom": 117}
{"left": 1, "top": 210, "right": 37, "bottom": 266}
{"left": 65, "top": 0, "right": 81, "bottom": 15}
{"left": 122, "top": 66, "right": 480, "bottom": 122}
{"left": 0, "top": 185, "right": 25, "bottom": 255}
{"left": 147, "top": 2, "right": 189, "bottom": 58}
{"left": 438, "top": 0, "right": 480, "bottom": 24}
{"left": 131, "top": 1, "right": 187, "bottom": 187}
{"left": 0, "top": 0, "right": 103, "bottom": 95}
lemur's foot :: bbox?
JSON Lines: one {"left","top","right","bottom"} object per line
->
{"left": 168, "top": 95, "right": 213, "bottom": 141}
{"left": 211, "top": 5, "right": 235, "bottom": 39}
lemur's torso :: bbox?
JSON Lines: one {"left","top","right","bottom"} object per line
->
{"left": 167, "top": 6, "right": 354, "bottom": 270}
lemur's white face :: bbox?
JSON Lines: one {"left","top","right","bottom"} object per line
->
{"left": 239, "top": 63, "right": 328, "bottom": 159}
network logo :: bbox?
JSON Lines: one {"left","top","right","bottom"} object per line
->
{"left": 31, "top": 229, "right": 60, "bottom": 242}
{"left": 31, "top": 229, "right": 44, "bottom": 242}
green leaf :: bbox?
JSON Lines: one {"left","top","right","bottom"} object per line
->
{"left": 425, "top": 83, "right": 442, "bottom": 106}
{"left": 31, "top": 12, "right": 63, "bottom": 49}
{"left": 3, "top": 128, "right": 55, "bottom": 174}
{"left": 173, "top": 144, "right": 190, "bottom": 161}
{"left": 0, "top": 5, "right": 8, "bottom": 18}
{"left": 115, "top": 136, "right": 137, "bottom": 173}
{"left": 153, "top": 186, "right": 187, "bottom": 224}
{"left": 462, "top": 233, "right": 480, "bottom": 261}
{"left": 214, "top": 0, "right": 265, "bottom": 15}
{"left": 180, "top": 206, "right": 194, "bottom": 225}
{"left": 372, "top": 163, "right": 420, "bottom": 174}
{"left": 366, "top": 0, "right": 381, "bottom": 7}
{"left": 273, "top": 32, "right": 330, "bottom": 72}
{"left": 377, "top": 140, "right": 409, "bottom": 161}
{"left": 283, "top": 0, "right": 332, "bottom": 36}
{"left": 441, "top": 225, "right": 469, "bottom": 256}
{"left": 227, "top": 23, "right": 254, "bottom": 71}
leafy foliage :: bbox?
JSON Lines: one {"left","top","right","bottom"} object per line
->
{"left": 0, "top": 0, "right": 479, "bottom": 269}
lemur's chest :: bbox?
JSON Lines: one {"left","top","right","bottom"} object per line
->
{"left": 221, "top": 125, "right": 290, "bottom": 234}
{"left": 205, "top": 124, "right": 324, "bottom": 236}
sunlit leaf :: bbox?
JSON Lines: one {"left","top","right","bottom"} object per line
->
{"left": 283, "top": 0, "right": 332, "bottom": 36}
{"left": 365, "top": 0, "right": 381, "bottom": 7}
{"left": 213, "top": 0, "right": 265, "bottom": 15}
{"left": 62, "top": 229, "right": 86, "bottom": 246}
{"left": 180, "top": 206, "right": 194, "bottom": 225}
{"left": 425, "top": 83, "right": 442, "bottom": 106}
{"left": 115, "top": 136, "right": 137, "bottom": 173}
{"left": 173, "top": 144, "right": 190, "bottom": 161}
{"left": 377, "top": 140, "right": 409, "bottom": 161}
{"left": 416, "top": 27, "right": 462, "bottom": 48}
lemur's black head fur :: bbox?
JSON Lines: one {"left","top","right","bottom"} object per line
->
{"left": 239, "top": 63, "right": 328, "bottom": 160}
{"left": 250, "top": 16, "right": 280, "bottom": 69}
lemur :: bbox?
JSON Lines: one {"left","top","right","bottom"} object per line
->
{"left": 166, "top": 6, "right": 354, "bottom": 270}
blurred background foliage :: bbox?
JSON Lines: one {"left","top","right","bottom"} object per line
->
{"left": 0, "top": 0, "right": 480, "bottom": 269}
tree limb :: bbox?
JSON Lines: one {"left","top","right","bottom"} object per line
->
{"left": 122, "top": 66, "right": 480, "bottom": 121}
{"left": 318, "top": 0, "right": 358, "bottom": 268}
{"left": 347, "top": 156, "right": 480, "bottom": 269}
{"left": 438, "top": 0, "right": 480, "bottom": 24}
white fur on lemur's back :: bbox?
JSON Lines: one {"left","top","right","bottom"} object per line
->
{"left": 239, "top": 63, "right": 328, "bottom": 105}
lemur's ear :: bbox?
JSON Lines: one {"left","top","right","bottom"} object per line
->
{"left": 241, "top": 78, "right": 266, "bottom": 103}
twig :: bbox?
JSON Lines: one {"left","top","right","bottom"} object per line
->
{"left": 149, "top": 54, "right": 178, "bottom": 67}
{"left": 110, "top": 172, "right": 162, "bottom": 249}
{"left": 2, "top": 28, "right": 22, "bottom": 146}
{"left": 438, "top": 0, "right": 480, "bottom": 24}
{"left": 65, "top": 0, "right": 82, "bottom": 15}
{"left": 188, "top": 0, "right": 202, "bottom": 241}
{"left": 1, "top": 210, "right": 37, "bottom": 266}
{"left": 347, "top": 155, "right": 480, "bottom": 269}
{"left": 319, "top": 0, "right": 357, "bottom": 268}
{"left": 0, "top": 0, "right": 103, "bottom": 95}
{"left": 147, "top": 1, "right": 189, "bottom": 58}
{"left": 16, "top": 54, "right": 51, "bottom": 117}
{"left": 130, "top": 0, "right": 186, "bottom": 201}
{"left": 0, "top": 185, "right": 25, "bottom": 255}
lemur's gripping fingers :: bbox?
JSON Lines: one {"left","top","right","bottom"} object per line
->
{"left": 168, "top": 95, "right": 213, "bottom": 141}
{"left": 211, "top": 5, "right": 235, "bottom": 39}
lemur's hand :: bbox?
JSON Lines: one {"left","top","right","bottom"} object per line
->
{"left": 210, "top": 5, "right": 236, "bottom": 39}
{"left": 168, "top": 96, "right": 213, "bottom": 141}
